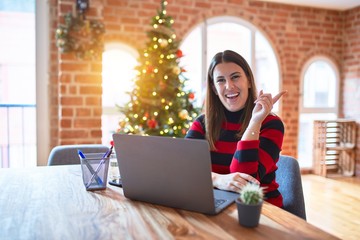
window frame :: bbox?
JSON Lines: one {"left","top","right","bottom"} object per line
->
{"left": 299, "top": 56, "right": 340, "bottom": 115}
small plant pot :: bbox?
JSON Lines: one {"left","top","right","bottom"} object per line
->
{"left": 236, "top": 198, "right": 263, "bottom": 227}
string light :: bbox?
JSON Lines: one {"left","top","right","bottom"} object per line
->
{"left": 152, "top": 91, "right": 157, "bottom": 96}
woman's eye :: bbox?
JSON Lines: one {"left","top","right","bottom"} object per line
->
{"left": 232, "top": 75, "right": 240, "bottom": 80}
{"left": 216, "top": 78, "right": 225, "bottom": 83}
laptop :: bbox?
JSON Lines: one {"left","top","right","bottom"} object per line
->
{"left": 112, "top": 133, "right": 239, "bottom": 215}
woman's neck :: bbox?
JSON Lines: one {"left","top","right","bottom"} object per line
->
{"left": 224, "top": 108, "right": 244, "bottom": 123}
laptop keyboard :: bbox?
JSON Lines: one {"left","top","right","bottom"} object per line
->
{"left": 214, "top": 198, "right": 226, "bottom": 208}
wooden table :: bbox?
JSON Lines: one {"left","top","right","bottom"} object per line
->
{"left": 0, "top": 165, "right": 339, "bottom": 240}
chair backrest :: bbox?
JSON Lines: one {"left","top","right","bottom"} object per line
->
{"left": 276, "top": 155, "right": 307, "bottom": 220}
{"left": 47, "top": 144, "right": 109, "bottom": 166}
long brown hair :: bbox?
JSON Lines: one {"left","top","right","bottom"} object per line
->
{"left": 204, "top": 50, "right": 257, "bottom": 150}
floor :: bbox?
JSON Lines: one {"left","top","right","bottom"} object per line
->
{"left": 301, "top": 174, "right": 360, "bottom": 240}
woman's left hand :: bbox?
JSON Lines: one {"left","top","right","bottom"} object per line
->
{"left": 251, "top": 90, "right": 287, "bottom": 124}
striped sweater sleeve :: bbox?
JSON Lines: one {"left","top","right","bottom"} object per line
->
{"left": 229, "top": 114, "right": 284, "bottom": 181}
{"left": 185, "top": 114, "right": 206, "bottom": 139}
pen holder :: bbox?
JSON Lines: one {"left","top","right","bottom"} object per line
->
{"left": 80, "top": 153, "right": 110, "bottom": 191}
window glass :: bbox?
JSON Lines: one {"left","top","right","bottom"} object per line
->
{"left": 180, "top": 27, "right": 203, "bottom": 107}
{"left": 255, "top": 32, "right": 279, "bottom": 111}
{"left": 303, "top": 61, "right": 336, "bottom": 108}
{"left": 102, "top": 44, "right": 138, "bottom": 145}
{"left": 207, "top": 22, "right": 251, "bottom": 67}
{"left": 0, "top": 0, "right": 36, "bottom": 168}
{"left": 102, "top": 48, "right": 137, "bottom": 107}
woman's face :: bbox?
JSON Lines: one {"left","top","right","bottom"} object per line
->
{"left": 212, "top": 62, "right": 250, "bottom": 112}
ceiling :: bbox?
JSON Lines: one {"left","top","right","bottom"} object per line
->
{"left": 254, "top": 0, "right": 360, "bottom": 11}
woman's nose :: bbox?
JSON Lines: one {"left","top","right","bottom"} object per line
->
{"left": 225, "top": 79, "right": 234, "bottom": 89}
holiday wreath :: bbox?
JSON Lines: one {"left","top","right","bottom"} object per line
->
{"left": 55, "top": 12, "right": 105, "bottom": 59}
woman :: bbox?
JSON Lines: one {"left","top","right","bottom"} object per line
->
{"left": 186, "top": 50, "right": 286, "bottom": 207}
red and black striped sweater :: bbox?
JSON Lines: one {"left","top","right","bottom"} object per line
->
{"left": 185, "top": 109, "right": 284, "bottom": 208}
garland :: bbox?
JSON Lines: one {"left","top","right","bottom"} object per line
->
{"left": 55, "top": 12, "right": 105, "bottom": 59}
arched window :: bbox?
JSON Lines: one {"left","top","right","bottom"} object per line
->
{"left": 180, "top": 17, "right": 280, "bottom": 111}
{"left": 298, "top": 57, "right": 339, "bottom": 168}
{"left": 102, "top": 43, "right": 138, "bottom": 145}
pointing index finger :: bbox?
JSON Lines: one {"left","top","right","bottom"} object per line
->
{"left": 272, "top": 90, "right": 287, "bottom": 104}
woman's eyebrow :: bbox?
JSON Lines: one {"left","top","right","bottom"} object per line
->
{"left": 230, "top": 71, "right": 241, "bottom": 77}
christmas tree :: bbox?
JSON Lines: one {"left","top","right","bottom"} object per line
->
{"left": 117, "top": 0, "right": 200, "bottom": 137}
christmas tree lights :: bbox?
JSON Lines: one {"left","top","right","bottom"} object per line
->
{"left": 117, "top": 0, "right": 200, "bottom": 137}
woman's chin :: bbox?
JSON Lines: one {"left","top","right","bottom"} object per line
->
{"left": 225, "top": 105, "right": 243, "bottom": 112}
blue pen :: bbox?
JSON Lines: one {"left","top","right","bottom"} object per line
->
{"left": 78, "top": 150, "right": 103, "bottom": 186}
{"left": 85, "top": 146, "right": 113, "bottom": 188}
{"left": 78, "top": 150, "right": 86, "bottom": 159}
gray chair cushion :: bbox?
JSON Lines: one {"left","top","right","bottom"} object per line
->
{"left": 276, "top": 155, "right": 307, "bottom": 220}
{"left": 47, "top": 144, "right": 109, "bottom": 166}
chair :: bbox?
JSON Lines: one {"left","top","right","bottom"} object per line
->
{"left": 47, "top": 144, "right": 109, "bottom": 166}
{"left": 276, "top": 155, "right": 307, "bottom": 220}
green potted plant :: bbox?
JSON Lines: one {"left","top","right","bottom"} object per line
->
{"left": 236, "top": 182, "right": 265, "bottom": 227}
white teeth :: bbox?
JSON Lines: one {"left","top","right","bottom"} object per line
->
{"left": 226, "top": 93, "right": 239, "bottom": 98}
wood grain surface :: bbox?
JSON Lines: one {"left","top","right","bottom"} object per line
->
{"left": 0, "top": 165, "right": 339, "bottom": 240}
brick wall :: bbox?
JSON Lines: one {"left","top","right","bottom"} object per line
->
{"left": 50, "top": 0, "right": 360, "bottom": 174}
{"left": 343, "top": 6, "right": 360, "bottom": 176}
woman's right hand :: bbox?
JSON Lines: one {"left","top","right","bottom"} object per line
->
{"left": 212, "top": 172, "right": 260, "bottom": 193}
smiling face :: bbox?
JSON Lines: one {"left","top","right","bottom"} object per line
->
{"left": 212, "top": 62, "right": 250, "bottom": 112}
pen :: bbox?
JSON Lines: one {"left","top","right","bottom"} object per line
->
{"left": 78, "top": 150, "right": 103, "bottom": 186}
{"left": 85, "top": 146, "right": 113, "bottom": 188}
